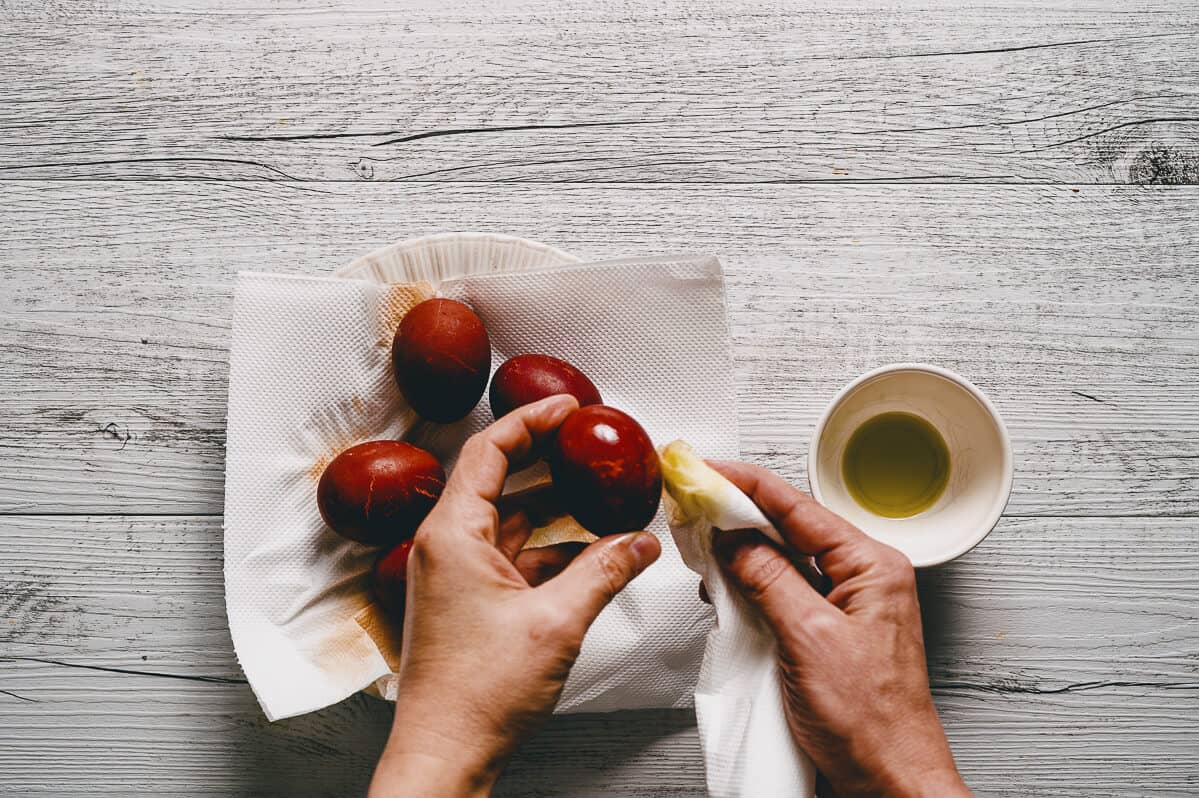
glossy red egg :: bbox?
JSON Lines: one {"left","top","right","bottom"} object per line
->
{"left": 392, "top": 298, "right": 491, "bottom": 423}
{"left": 489, "top": 353, "right": 603, "bottom": 420}
{"left": 317, "top": 440, "right": 445, "bottom": 546}
{"left": 549, "top": 405, "right": 662, "bottom": 536}
{"left": 372, "top": 538, "right": 414, "bottom": 620}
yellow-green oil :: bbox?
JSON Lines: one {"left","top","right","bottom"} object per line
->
{"left": 841, "top": 412, "right": 950, "bottom": 518}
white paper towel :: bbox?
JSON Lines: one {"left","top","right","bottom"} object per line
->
{"left": 663, "top": 444, "right": 817, "bottom": 798}
{"left": 224, "top": 254, "right": 736, "bottom": 722}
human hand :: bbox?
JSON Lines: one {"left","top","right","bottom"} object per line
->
{"left": 709, "top": 461, "right": 969, "bottom": 798}
{"left": 368, "top": 395, "right": 662, "bottom": 798}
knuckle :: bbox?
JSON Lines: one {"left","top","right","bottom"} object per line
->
{"left": 880, "top": 548, "right": 916, "bottom": 589}
{"left": 407, "top": 534, "right": 435, "bottom": 570}
{"left": 538, "top": 604, "right": 582, "bottom": 641}
{"left": 593, "top": 546, "right": 632, "bottom": 598}
{"left": 738, "top": 549, "right": 791, "bottom": 602}
{"left": 797, "top": 609, "right": 840, "bottom": 642}
{"left": 458, "top": 432, "right": 490, "bottom": 462}
{"left": 410, "top": 521, "right": 451, "bottom": 563}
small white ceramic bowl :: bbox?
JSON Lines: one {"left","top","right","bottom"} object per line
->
{"left": 808, "top": 364, "right": 1013, "bottom": 568}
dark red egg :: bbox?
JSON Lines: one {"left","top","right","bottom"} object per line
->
{"left": 372, "top": 538, "right": 414, "bottom": 620}
{"left": 317, "top": 440, "right": 445, "bottom": 546}
{"left": 489, "top": 353, "right": 603, "bottom": 420}
{"left": 392, "top": 298, "right": 491, "bottom": 423}
{"left": 549, "top": 405, "right": 662, "bottom": 536}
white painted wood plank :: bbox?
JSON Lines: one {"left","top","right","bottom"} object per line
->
{"left": 0, "top": 670, "right": 703, "bottom": 797}
{"left": 0, "top": 668, "right": 1195, "bottom": 797}
{"left": 2, "top": 181, "right": 1196, "bottom": 515}
{"left": 2, "top": 515, "right": 1195, "bottom": 689}
{"left": 2, "top": 514, "right": 1196, "bottom": 796}
{"left": 1, "top": 2, "right": 1196, "bottom": 184}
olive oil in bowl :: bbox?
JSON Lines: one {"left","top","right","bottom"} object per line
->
{"left": 841, "top": 411, "right": 950, "bottom": 518}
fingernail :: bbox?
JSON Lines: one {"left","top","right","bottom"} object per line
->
{"left": 627, "top": 533, "right": 660, "bottom": 570}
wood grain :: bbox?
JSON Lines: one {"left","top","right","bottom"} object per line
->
{"left": 3, "top": 181, "right": 1196, "bottom": 515}
{"left": 0, "top": 2, "right": 1196, "bottom": 184}
{"left": 2, "top": 513, "right": 1196, "bottom": 796}
{"left": 3, "top": 514, "right": 1196, "bottom": 685}
{"left": 2, "top": 1, "right": 1197, "bottom": 795}
{"left": 1, "top": 670, "right": 1195, "bottom": 797}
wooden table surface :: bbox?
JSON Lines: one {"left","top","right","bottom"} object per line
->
{"left": 2, "top": 1, "right": 1197, "bottom": 795}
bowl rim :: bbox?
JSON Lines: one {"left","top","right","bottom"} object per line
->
{"left": 334, "top": 231, "right": 581, "bottom": 281}
{"left": 807, "top": 362, "right": 1014, "bottom": 568}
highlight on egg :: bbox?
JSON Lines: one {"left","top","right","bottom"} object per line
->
{"left": 549, "top": 405, "right": 662, "bottom": 536}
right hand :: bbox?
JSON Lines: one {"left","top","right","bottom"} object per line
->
{"left": 709, "top": 461, "right": 970, "bottom": 798}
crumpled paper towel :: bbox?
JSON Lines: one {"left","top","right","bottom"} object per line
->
{"left": 224, "top": 254, "right": 736, "bottom": 722}
{"left": 662, "top": 442, "right": 816, "bottom": 798}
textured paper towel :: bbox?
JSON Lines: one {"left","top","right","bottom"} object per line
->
{"left": 224, "top": 255, "right": 736, "bottom": 721}
{"left": 663, "top": 445, "right": 816, "bottom": 798}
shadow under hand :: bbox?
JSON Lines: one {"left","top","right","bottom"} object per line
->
{"left": 236, "top": 691, "right": 393, "bottom": 798}
{"left": 917, "top": 564, "right": 965, "bottom": 687}
{"left": 495, "top": 708, "right": 702, "bottom": 797}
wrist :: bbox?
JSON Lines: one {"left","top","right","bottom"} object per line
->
{"left": 884, "top": 767, "right": 970, "bottom": 798}
{"left": 369, "top": 750, "right": 497, "bottom": 798}
{"left": 372, "top": 700, "right": 507, "bottom": 798}
{"left": 870, "top": 741, "right": 968, "bottom": 798}
{"left": 840, "top": 722, "right": 969, "bottom": 798}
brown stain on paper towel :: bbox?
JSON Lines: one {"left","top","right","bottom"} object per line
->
{"left": 378, "top": 282, "right": 436, "bottom": 349}
{"left": 355, "top": 603, "right": 405, "bottom": 671}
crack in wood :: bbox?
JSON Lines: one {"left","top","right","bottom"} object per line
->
{"left": 0, "top": 688, "right": 37, "bottom": 703}
{"left": 934, "top": 680, "right": 1199, "bottom": 695}
{"left": 6, "top": 656, "right": 249, "bottom": 685}
{"left": 6, "top": 657, "right": 1195, "bottom": 698}
{"left": 849, "top": 95, "right": 1196, "bottom": 137}
{"left": 371, "top": 120, "right": 665, "bottom": 148}
{"left": 843, "top": 31, "right": 1196, "bottom": 61}
{"left": 1017, "top": 118, "right": 1199, "bottom": 153}
{"left": 0, "top": 157, "right": 305, "bottom": 182}
{"left": 220, "top": 120, "right": 663, "bottom": 146}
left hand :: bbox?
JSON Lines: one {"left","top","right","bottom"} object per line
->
{"left": 368, "top": 395, "right": 662, "bottom": 798}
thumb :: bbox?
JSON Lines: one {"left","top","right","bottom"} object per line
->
{"left": 538, "top": 532, "right": 661, "bottom": 627}
{"left": 714, "top": 529, "right": 839, "bottom": 642}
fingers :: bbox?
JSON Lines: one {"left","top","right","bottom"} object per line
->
{"left": 713, "top": 529, "right": 839, "bottom": 642}
{"left": 538, "top": 532, "right": 661, "bottom": 629}
{"left": 514, "top": 542, "right": 589, "bottom": 586}
{"left": 709, "top": 460, "right": 884, "bottom": 585}
{"left": 437, "top": 395, "right": 578, "bottom": 544}
{"left": 445, "top": 395, "right": 579, "bottom": 506}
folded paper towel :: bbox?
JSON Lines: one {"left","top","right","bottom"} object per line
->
{"left": 224, "top": 254, "right": 736, "bottom": 722}
{"left": 662, "top": 441, "right": 817, "bottom": 798}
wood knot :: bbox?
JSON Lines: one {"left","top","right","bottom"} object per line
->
{"left": 353, "top": 158, "right": 376, "bottom": 180}
{"left": 1127, "top": 143, "right": 1199, "bottom": 185}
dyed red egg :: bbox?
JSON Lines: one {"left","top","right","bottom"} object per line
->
{"left": 372, "top": 538, "right": 414, "bottom": 620}
{"left": 317, "top": 441, "right": 445, "bottom": 546}
{"left": 392, "top": 298, "right": 491, "bottom": 423}
{"left": 489, "top": 353, "right": 603, "bottom": 420}
{"left": 549, "top": 405, "right": 662, "bottom": 536}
